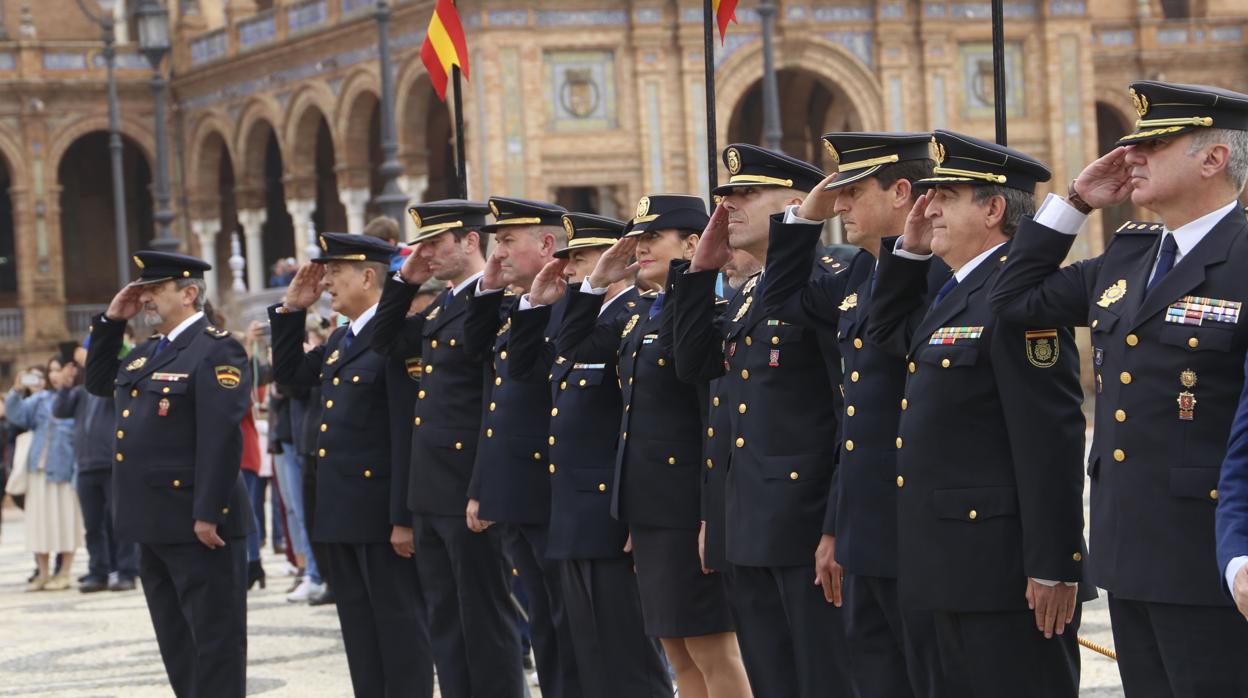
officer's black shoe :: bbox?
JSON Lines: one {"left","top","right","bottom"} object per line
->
{"left": 79, "top": 577, "right": 109, "bottom": 593}
{"left": 247, "top": 561, "right": 266, "bottom": 590}
{"left": 308, "top": 586, "right": 335, "bottom": 606}
{"left": 108, "top": 577, "right": 136, "bottom": 592}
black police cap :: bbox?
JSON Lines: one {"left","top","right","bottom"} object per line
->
{"left": 712, "top": 144, "right": 826, "bottom": 196}
{"left": 407, "top": 199, "right": 491, "bottom": 244}
{"left": 1118, "top": 80, "right": 1248, "bottom": 146}
{"left": 624, "top": 194, "right": 709, "bottom": 237}
{"left": 313, "top": 232, "right": 397, "bottom": 264}
{"left": 132, "top": 251, "right": 211, "bottom": 285}
{"left": 916, "top": 129, "right": 1051, "bottom": 194}
{"left": 556, "top": 213, "right": 628, "bottom": 258}
{"left": 821, "top": 132, "right": 935, "bottom": 191}
{"left": 482, "top": 197, "right": 567, "bottom": 232}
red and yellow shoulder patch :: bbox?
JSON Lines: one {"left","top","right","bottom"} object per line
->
{"left": 215, "top": 365, "right": 242, "bottom": 389}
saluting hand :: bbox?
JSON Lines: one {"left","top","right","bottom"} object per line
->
{"left": 194, "top": 520, "right": 226, "bottom": 550}
{"left": 481, "top": 251, "right": 506, "bottom": 292}
{"left": 399, "top": 244, "right": 434, "bottom": 286}
{"left": 105, "top": 283, "right": 145, "bottom": 322}
{"left": 796, "top": 172, "right": 844, "bottom": 223}
{"left": 689, "top": 204, "right": 732, "bottom": 273}
{"left": 390, "top": 525, "right": 415, "bottom": 558}
{"left": 814, "top": 534, "right": 844, "bottom": 606}
{"left": 900, "top": 189, "right": 937, "bottom": 256}
{"left": 1026, "top": 578, "right": 1078, "bottom": 639}
{"left": 283, "top": 264, "right": 325, "bottom": 311}
{"left": 529, "top": 258, "right": 570, "bottom": 307}
{"left": 1074, "top": 146, "right": 1134, "bottom": 210}
{"left": 1234, "top": 564, "right": 1248, "bottom": 622}
{"left": 587, "top": 237, "right": 640, "bottom": 290}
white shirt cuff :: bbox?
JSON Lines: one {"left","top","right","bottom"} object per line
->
{"left": 1226, "top": 556, "right": 1248, "bottom": 593}
{"left": 579, "top": 279, "right": 608, "bottom": 295}
{"left": 1031, "top": 578, "right": 1077, "bottom": 587}
{"left": 893, "top": 237, "right": 934, "bottom": 261}
{"left": 783, "top": 204, "right": 822, "bottom": 226}
{"left": 518, "top": 294, "right": 537, "bottom": 311}
{"left": 475, "top": 285, "right": 504, "bottom": 297}
{"left": 1033, "top": 193, "right": 1089, "bottom": 236}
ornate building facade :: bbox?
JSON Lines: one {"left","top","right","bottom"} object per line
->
{"left": 0, "top": 0, "right": 1246, "bottom": 372}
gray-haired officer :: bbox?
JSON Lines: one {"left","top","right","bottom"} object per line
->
{"left": 85, "top": 251, "right": 253, "bottom": 698}
{"left": 992, "top": 80, "right": 1248, "bottom": 695}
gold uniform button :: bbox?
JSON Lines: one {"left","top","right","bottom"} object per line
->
{"left": 222, "top": 507, "right": 230, "bottom": 514}
{"left": 896, "top": 476, "right": 904, "bottom": 487}
{"left": 455, "top": 442, "right": 463, "bottom": 450}
{"left": 548, "top": 436, "right": 556, "bottom": 446}
{"left": 908, "top": 362, "right": 916, "bottom": 373}
{"left": 941, "top": 358, "right": 951, "bottom": 368}
{"left": 1091, "top": 319, "right": 1099, "bottom": 328}
{"left": 560, "top": 381, "right": 568, "bottom": 390}
{"left": 431, "top": 340, "right": 438, "bottom": 348}
{"left": 1113, "top": 449, "right": 1126, "bottom": 462}
{"left": 850, "top": 371, "right": 860, "bottom": 382}
{"left": 1120, "top": 372, "right": 1132, "bottom": 385}
{"left": 1125, "top": 334, "right": 1139, "bottom": 346}
{"left": 713, "top": 396, "right": 720, "bottom": 407}
{"left": 490, "top": 402, "right": 497, "bottom": 411}
{"left": 551, "top": 407, "right": 559, "bottom": 417}
{"left": 628, "top": 377, "right": 634, "bottom": 385}
{"left": 896, "top": 437, "right": 904, "bottom": 449}
{"left": 968, "top": 510, "right": 977, "bottom": 520}
{"left": 116, "top": 453, "right": 124, "bottom": 462}
{"left": 706, "top": 459, "right": 713, "bottom": 469}
{"left": 173, "top": 480, "right": 181, "bottom": 488}
{"left": 122, "top": 409, "right": 130, "bottom": 418}
{"left": 622, "top": 432, "right": 628, "bottom": 441}
{"left": 549, "top": 464, "right": 556, "bottom": 474}
{"left": 738, "top": 403, "right": 747, "bottom": 414}
{"left": 1189, "top": 337, "right": 1199, "bottom": 349}
{"left": 598, "top": 483, "right": 606, "bottom": 492}
{"left": 130, "top": 389, "right": 139, "bottom": 398}
{"left": 845, "top": 440, "right": 855, "bottom": 451}
{"left": 1073, "top": 552, "right": 1082, "bottom": 561}
{"left": 414, "top": 417, "right": 422, "bottom": 426}
{"left": 495, "top": 377, "right": 502, "bottom": 386}
{"left": 318, "top": 448, "right": 326, "bottom": 457}
{"left": 1115, "top": 409, "right": 1126, "bottom": 422}
{"left": 740, "top": 369, "right": 750, "bottom": 380}
{"left": 162, "top": 387, "right": 170, "bottom": 394}
{"left": 486, "top": 428, "right": 494, "bottom": 438}
{"left": 668, "top": 457, "right": 677, "bottom": 465}
{"left": 449, "top": 339, "right": 457, "bottom": 347}
{"left": 579, "top": 379, "right": 588, "bottom": 387}
{"left": 853, "top": 338, "right": 863, "bottom": 349}
{"left": 1210, "top": 489, "right": 1219, "bottom": 501}
{"left": 326, "top": 400, "right": 334, "bottom": 408}
{"left": 735, "top": 437, "right": 745, "bottom": 448}
{"left": 771, "top": 336, "right": 780, "bottom": 346}
{"left": 116, "top": 430, "right": 124, "bottom": 439}
{"left": 332, "top": 377, "right": 340, "bottom": 386}
{"left": 364, "top": 469, "right": 372, "bottom": 478}
{"left": 658, "top": 358, "right": 666, "bottom": 367}
{"left": 900, "top": 398, "right": 908, "bottom": 410}
{"left": 745, "top": 337, "right": 753, "bottom": 346}
{"left": 353, "top": 375, "right": 361, "bottom": 382}
{"left": 789, "top": 471, "right": 799, "bottom": 480}
{"left": 500, "top": 351, "right": 508, "bottom": 360}
{"left": 707, "top": 427, "right": 715, "bottom": 438}
{"left": 418, "top": 391, "right": 426, "bottom": 399}
{"left": 847, "top": 406, "right": 856, "bottom": 417}
{"left": 532, "top": 452, "right": 541, "bottom": 460}
{"left": 320, "top": 424, "right": 328, "bottom": 433}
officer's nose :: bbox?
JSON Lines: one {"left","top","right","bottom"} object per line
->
{"left": 833, "top": 192, "right": 851, "bottom": 215}
{"left": 1122, "top": 145, "right": 1145, "bottom": 167}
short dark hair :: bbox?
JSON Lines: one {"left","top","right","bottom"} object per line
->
{"left": 363, "top": 216, "right": 402, "bottom": 244}
{"left": 873, "top": 159, "right": 935, "bottom": 202}
{"left": 450, "top": 228, "right": 486, "bottom": 258}
{"left": 971, "top": 184, "right": 1035, "bottom": 238}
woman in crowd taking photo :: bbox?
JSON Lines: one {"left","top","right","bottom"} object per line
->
{"left": 5, "top": 358, "right": 83, "bottom": 591}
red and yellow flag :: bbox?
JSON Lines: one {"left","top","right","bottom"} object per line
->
{"left": 713, "top": 0, "right": 739, "bottom": 43}
{"left": 420, "top": 0, "right": 470, "bottom": 101}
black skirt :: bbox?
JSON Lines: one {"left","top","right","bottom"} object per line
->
{"left": 629, "top": 524, "right": 735, "bottom": 638}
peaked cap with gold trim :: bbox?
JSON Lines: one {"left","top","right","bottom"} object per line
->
{"left": 131, "top": 251, "right": 211, "bottom": 285}
{"left": 1117, "top": 80, "right": 1248, "bottom": 146}
{"left": 712, "top": 143, "right": 825, "bottom": 196}
{"left": 916, "top": 129, "right": 1051, "bottom": 194}
{"left": 624, "top": 194, "right": 709, "bottom": 237}
{"left": 314, "top": 232, "right": 397, "bottom": 264}
{"left": 481, "top": 196, "right": 567, "bottom": 233}
{"left": 407, "top": 199, "right": 491, "bottom": 244}
{"left": 555, "top": 213, "right": 628, "bottom": 258}
{"left": 821, "top": 132, "right": 935, "bottom": 190}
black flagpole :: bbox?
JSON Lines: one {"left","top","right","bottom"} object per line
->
{"left": 451, "top": 65, "right": 468, "bottom": 199}
{"left": 703, "top": 0, "right": 718, "bottom": 207}
{"left": 990, "top": 0, "right": 1007, "bottom": 146}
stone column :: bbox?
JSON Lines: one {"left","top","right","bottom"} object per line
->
{"left": 286, "top": 199, "right": 316, "bottom": 264}
{"left": 190, "top": 219, "right": 220, "bottom": 303}
{"left": 236, "top": 208, "right": 267, "bottom": 292}
{"left": 338, "top": 187, "right": 371, "bottom": 235}
{"left": 397, "top": 175, "right": 424, "bottom": 240}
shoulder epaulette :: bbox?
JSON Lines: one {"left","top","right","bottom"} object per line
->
{"left": 714, "top": 298, "right": 730, "bottom": 306}
{"left": 1115, "top": 220, "right": 1164, "bottom": 235}
{"left": 639, "top": 290, "right": 659, "bottom": 298}
{"left": 503, "top": 290, "right": 517, "bottom": 297}
{"left": 204, "top": 325, "right": 232, "bottom": 338}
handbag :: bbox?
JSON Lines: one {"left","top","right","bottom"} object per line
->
{"left": 4, "top": 430, "right": 33, "bottom": 496}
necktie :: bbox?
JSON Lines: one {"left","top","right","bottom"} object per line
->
{"left": 932, "top": 275, "right": 959, "bottom": 308}
{"left": 341, "top": 328, "right": 355, "bottom": 352}
{"left": 1146, "top": 234, "right": 1178, "bottom": 294}
{"left": 152, "top": 336, "right": 170, "bottom": 356}
{"left": 442, "top": 290, "right": 454, "bottom": 310}
{"left": 648, "top": 292, "right": 666, "bottom": 319}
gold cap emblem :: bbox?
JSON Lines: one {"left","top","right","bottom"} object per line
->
{"left": 319, "top": 236, "right": 328, "bottom": 252}
{"left": 132, "top": 255, "right": 144, "bottom": 269}
{"left": 489, "top": 200, "right": 501, "bottom": 217}
{"left": 933, "top": 139, "right": 946, "bottom": 166}
{"left": 636, "top": 196, "right": 651, "bottom": 219}
{"left": 1130, "top": 88, "right": 1149, "bottom": 118}
{"left": 562, "top": 217, "right": 576, "bottom": 239}
{"left": 408, "top": 208, "right": 422, "bottom": 228}
{"left": 823, "top": 140, "right": 839, "bottom": 163}
{"left": 726, "top": 147, "right": 742, "bottom": 175}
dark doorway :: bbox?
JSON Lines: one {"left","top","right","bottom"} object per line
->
{"left": 1096, "top": 103, "right": 1133, "bottom": 247}
{"left": 261, "top": 130, "right": 295, "bottom": 285}
{"left": 727, "top": 69, "right": 859, "bottom": 172}
{"left": 0, "top": 156, "right": 15, "bottom": 302}
{"left": 314, "top": 117, "right": 347, "bottom": 234}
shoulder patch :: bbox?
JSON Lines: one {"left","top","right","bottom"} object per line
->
{"left": 204, "top": 325, "right": 231, "bottom": 338}
{"left": 1114, "top": 220, "right": 1163, "bottom": 235}
{"left": 215, "top": 365, "right": 242, "bottom": 389}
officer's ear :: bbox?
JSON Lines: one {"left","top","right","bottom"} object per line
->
{"left": 982, "top": 193, "right": 1007, "bottom": 233}
{"left": 890, "top": 178, "right": 913, "bottom": 209}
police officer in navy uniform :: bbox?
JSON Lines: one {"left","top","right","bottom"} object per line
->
{"left": 85, "top": 251, "right": 253, "bottom": 698}
{"left": 269, "top": 232, "right": 434, "bottom": 698}
{"left": 758, "top": 132, "right": 964, "bottom": 698}
{"left": 869, "top": 130, "right": 1091, "bottom": 696}
{"left": 464, "top": 197, "right": 582, "bottom": 698}
{"left": 669, "top": 144, "right": 853, "bottom": 697}
{"left": 991, "top": 81, "right": 1248, "bottom": 695}
{"left": 369, "top": 200, "right": 526, "bottom": 698}
{"left": 516, "top": 212, "right": 672, "bottom": 698}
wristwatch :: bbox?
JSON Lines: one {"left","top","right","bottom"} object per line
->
{"left": 1066, "top": 179, "right": 1094, "bottom": 215}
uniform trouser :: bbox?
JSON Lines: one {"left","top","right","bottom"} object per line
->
{"left": 843, "top": 573, "right": 967, "bottom": 698}
{"left": 931, "top": 605, "right": 1081, "bottom": 698}
{"left": 138, "top": 540, "right": 247, "bottom": 698}
{"left": 558, "top": 557, "right": 672, "bottom": 698}
{"left": 78, "top": 469, "right": 138, "bottom": 580}
{"left": 504, "top": 523, "right": 582, "bottom": 698}
{"left": 732, "top": 563, "right": 853, "bottom": 698}
{"left": 321, "top": 541, "right": 434, "bottom": 698}
{"left": 416, "top": 514, "right": 525, "bottom": 698}
{"left": 1108, "top": 594, "right": 1248, "bottom": 697}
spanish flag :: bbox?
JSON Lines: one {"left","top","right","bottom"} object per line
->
{"left": 713, "top": 0, "right": 739, "bottom": 43}
{"left": 420, "top": 0, "right": 470, "bottom": 102}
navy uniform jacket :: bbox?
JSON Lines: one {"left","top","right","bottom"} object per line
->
{"left": 869, "top": 243, "right": 1090, "bottom": 612}
{"left": 992, "top": 210, "right": 1248, "bottom": 607}
{"left": 558, "top": 285, "right": 706, "bottom": 530}
{"left": 509, "top": 287, "right": 641, "bottom": 560}
{"left": 701, "top": 373, "right": 732, "bottom": 570}
{"left": 670, "top": 258, "right": 847, "bottom": 568}
{"left": 370, "top": 278, "right": 491, "bottom": 517}
{"left": 85, "top": 314, "right": 254, "bottom": 544}
{"left": 1217, "top": 354, "right": 1248, "bottom": 595}
{"left": 269, "top": 305, "right": 416, "bottom": 543}
{"left": 464, "top": 289, "right": 568, "bottom": 525}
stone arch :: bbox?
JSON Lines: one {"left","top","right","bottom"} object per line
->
{"left": 395, "top": 58, "right": 438, "bottom": 163}
{"left": 335, "top": 70, "right": 381, "bottom": 190}
{"left": 234, "top": 97, "right": 284, "bottom": 191}
{"left": 186, "top": 112, "right": 238, "bottom": 208}
{"left": 46, "top": 113, "right": 155, "bottom": 176}
{"left": 396, "top": 63, "right": 454, "bottom": 202}
{"left": 283, "top": 83, "right": 339, "bottom": 181}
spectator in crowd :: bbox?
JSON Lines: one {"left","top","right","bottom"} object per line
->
{"left": 54, "top": 342, "right": 138, "bottom": 593}
{"left": 364, "top": 216, "right": 406, "bottom": 274}
{"left": 294, "top": 313, "right": 333, "bottom": 605}
{"left": 6, "top": 358, "right": 83, "bottom": 591}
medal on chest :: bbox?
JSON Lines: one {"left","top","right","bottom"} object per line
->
{"left": 158, "top": 397, "right": 171, "bottom": 417}
{"left": 1178, "top": 369, "right": 1197, "bottom": 421}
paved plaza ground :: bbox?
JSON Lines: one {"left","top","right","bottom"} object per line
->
{"left": 0, "top": 501, "right": 1125, "bottom": 697}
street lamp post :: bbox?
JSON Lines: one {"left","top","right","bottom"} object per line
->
{"left": 758, "top": 0, "right": 783, "bottom": 153}
{"left": 136, "top": 0, "right": 178, "bottom": 252}
{"left": 74, "top": 0, "right": 129, "bottom": 284}
{"left": 372, "top": 0, "right": 409, "bottom": 224}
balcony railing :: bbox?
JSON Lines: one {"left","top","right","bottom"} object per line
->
{"left": 0, "top": 308, "right": 21, "bottom": 341}
{"left": 65, "top": 304, "right": 107, "bottom": 336}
